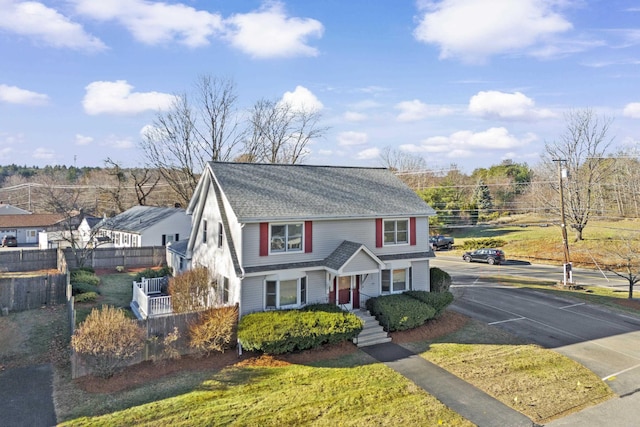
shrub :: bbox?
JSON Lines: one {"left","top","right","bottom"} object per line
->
{"left": 74, "top": 292, "right": 98, "bottom": 303}
{"left": 149, "top": 327, "right": 181, "bottom": 363}
{"left": 115, "top": 265, "right": 125, "bottom": 272}
{"left": 462, "top": 238, "right": 507, "bottom": 250}
{"left": 300, "top": 303, "right": 347, "bottom": 313}
{"left": 168, "top": 267, "right": 212, "bottom": 313}
{"left": 366, "top": 294, "right": 436, "bottom": 332}
{"left": 430, "top": 267, "right": 452, "bottom": 293}
{"left": 134, "top": 266, "right": 172, "bottom": 282}
{"left": 404, "top": 290, "right": 454, "bottom": 317}
{"left": 72, "top": 282, "right": 99, "bottom": 296}
{"left": 238, "top": 310, "right": 363, "bottom": 354}
{"left": 189, "top": 305, "right": 238, "bottom": 355}
{"left": 72, "top": 266, "right": 95, "bottom": 274}
{"left": 71, "top": 306, "right": 145, "bottom": 378}
{"left": 70, "top": 269, "right": 100, "bottom": 287}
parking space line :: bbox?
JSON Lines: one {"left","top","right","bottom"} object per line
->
{"left": 488, "top": 317, "right": 526, "bottom": 325}
{"left": 559, "top": 302, "right": 585, "bottom": 309}
{"left": 602, "top": 362, "right": 640, "bottom": 381}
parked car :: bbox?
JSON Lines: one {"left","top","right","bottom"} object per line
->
{"left": 462, "top": 248, "right": 505, "bottom": 265}
{"left": 1, "top": 235, "right": 18, "bottom": 247}
{"left": 429, "top": 234, "right": 454, "bottom": 251}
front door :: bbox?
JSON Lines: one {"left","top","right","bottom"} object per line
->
{"left": 337, "top": 276, "right": 352, "bottom": 310}
{"left": 26, "top": 229, "right": 37, "bottom": 244}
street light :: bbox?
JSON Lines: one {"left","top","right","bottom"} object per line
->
{"left": 553, "top": 159, "right": 573, "bottom": 287}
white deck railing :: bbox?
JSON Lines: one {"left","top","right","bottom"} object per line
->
{"left": 132, "top": 277, "right": 172, "bottom": 319}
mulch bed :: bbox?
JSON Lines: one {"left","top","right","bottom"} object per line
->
{"left": 74, "top": 311, "right": 469, "bottom": 394}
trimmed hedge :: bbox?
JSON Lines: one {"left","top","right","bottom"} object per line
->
{"left": 462, "top": 238, "right": 507, "bottom": 250}
{"left": 430, "top": 267, "right": 452, "bottom": 293}
{"left": 75, "top": 292, "right": 99, "bottom": 303}
{"left": 71, "top": 269, "right": 100, "bottom": 287}
{"left": 238, "top": 309, "right": 363, "bottom": 354}
{"left": 404, "top": 290, "right": 454, "bottom": 317}
{"left": 71, "top": 281, "right": 99, "bottom": 296}
{"left": 366, "top": 294, "right": 435, "bottom": 332}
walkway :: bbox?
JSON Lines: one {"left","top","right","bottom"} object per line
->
{"left": 0, "top": 364, "right": 57, "bottom": 427}
{"left": 362, "top": 342, "right": 535, "bottom": 427}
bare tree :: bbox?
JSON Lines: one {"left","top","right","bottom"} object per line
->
{"left": 604, "top": 237, "right": 640, "bottom": 299}
{"left": 140, "top": 76, "right": 243, "bottom": 205}
{"left": 130, "top": 167, "right": 161, "bottom": 206}
{"left": 243, "top": 98, "right": 327, "bottom": 164}
{"left": 541, "top": 109, "right": 614, "bottom": 241}
{"left": 379, "top": 146, "right": 427, "bottom": 172}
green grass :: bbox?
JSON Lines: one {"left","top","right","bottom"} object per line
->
{"left": 74, "top": 273, "right": 137, "bottom": 324}
{"left": 58, "top": 353, "right": 473, "bottom": 426}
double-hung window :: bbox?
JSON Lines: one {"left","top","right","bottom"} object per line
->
{"left": 202, "top": 220, "right": 208, "bottom": 243}
{"left": 265, "top": 277, "right": 307, "bottom": 309}
{"left": 381, "top": 268, "right": 410, "bottom": 293}
{"left": 383, "top": 219, "right": 409, "bottom": 245}
{"left": 270, "top": 223, "right": 303, "bottom": 253}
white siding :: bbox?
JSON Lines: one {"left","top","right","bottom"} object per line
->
{"left": 306, "top": 270, "right": 327, "bottom": 305}
{"left": 411, "top": 260, "right": 430, "bottom": 291}
{"left": 140, "top": 212, "right": 191, "bottom": 247}
{"left": 343, "top": 252, "right": 379, "bottom": 274}
{"left": 241, "top": 276, "right": 264, "bottom": 315}
{"left": 242, "top": 217, "right": 430, "bottom": 268}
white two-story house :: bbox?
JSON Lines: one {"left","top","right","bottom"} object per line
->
{"left": 178, "top": 162, "right": 436, "bottom": 317}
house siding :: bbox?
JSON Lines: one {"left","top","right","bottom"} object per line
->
{"left": 411, "top": 260, "right": 430, "bottom": 291}
{"left": 242, "top": 217, "right": 430, "bottom": 268}
{"left": 342, "top": 251, "right": 380, "bottom": 274}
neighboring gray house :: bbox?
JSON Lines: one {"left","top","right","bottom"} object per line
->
{"left": 99, "top": 206, "right": 191, "bottom": 248}
{"left": 167, "top": 162, "right": 436, "bottom": 317}
{"left": 0, "top": 213, "right": 67, "bottom": 246}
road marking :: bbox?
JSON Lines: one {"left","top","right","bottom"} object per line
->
{"left": 602, "top": 363, "right": 640, "bottom": 381}
{"left": 559, "top": 302, "right": 585, "bottom": 309}
{"left": 488, "top": 317, "right": 525, "bottom": 325}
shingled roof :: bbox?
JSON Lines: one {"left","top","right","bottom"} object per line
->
{"left": 102, "top": 206, "right": 186, "bottom": 233}
{"left": 0, "top": 213, "right": 66, "bottom": 228}
{"left": 207, "top": 162, "right": 435, "bottom": 222}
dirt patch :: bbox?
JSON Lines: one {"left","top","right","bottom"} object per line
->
{"left": 390, "top": 311, "right": 469, "bottom": 343}
{"left": 614, "top": 298, "right": 640, "bottom": 309}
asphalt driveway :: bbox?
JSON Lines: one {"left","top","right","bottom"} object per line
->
{"left": 0, "top": 364, "right": 56, "bottom": 427}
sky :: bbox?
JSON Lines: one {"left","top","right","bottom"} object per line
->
{"left": 2, "top": 0, "right": 640, "bottom": 174}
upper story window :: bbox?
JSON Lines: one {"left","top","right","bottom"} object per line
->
{"left": 202, "top": 220, "right": 208, "bottom": 243}
{"left": 218, "top": 222, "right": 223, "bottom": 248}
{"left": 270, "top": 223, "right": 303, "bottom": 253}
{"left": 384, "top": 219, "right": 409, "bottom": 245}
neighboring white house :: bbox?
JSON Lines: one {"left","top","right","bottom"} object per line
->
{"left": 99, "top": 206, "right": 191, "bottom": 248}
{"left": 168, "top": 162, "right": 436, "bottom": 318}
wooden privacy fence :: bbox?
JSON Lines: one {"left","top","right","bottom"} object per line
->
{"left": 0, "top": 273, "right": 68, "bottom": 313}
{"left": 0, "top": 249, "right": 57, "bottom": 272}
{"left": 63, "top": 246, "right": 166, "bottom": 270}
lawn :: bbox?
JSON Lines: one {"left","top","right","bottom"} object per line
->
{"left": 74, "top": 272, "right": 137, "bottom": 324}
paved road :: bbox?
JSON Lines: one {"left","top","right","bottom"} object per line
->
{"left": 0, "top": 364, "right": 57, "bottom": 427}
{"left": 432, "top": 256, "right": 640, "bottom": 426}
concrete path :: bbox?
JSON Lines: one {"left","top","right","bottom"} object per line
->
{"left": 0, "top": 364, "right": 57, "bottom": 427}
{"left": 362, "top": 342, "right": 535, "bottom": 427}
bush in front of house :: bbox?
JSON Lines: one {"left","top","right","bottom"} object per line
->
{"left": 300, "top": 303, "right": 347, "bottom": 313}
{"left": 430, "top": 267, "right": 452, "bottom": 293}
{"left": 238, "top": 309, "right": 363, "bottom": 354}
{"left": 404, "top": 290, "right": 454, "bottom": 317}
{"left": 366, "top": 294, "right": 436, "bottom": 332}
{"left": 189, "top": 305, "right": 239, "bottom": 355}
{"left": 71, "top": 305, "right": 146, "bottom": 378}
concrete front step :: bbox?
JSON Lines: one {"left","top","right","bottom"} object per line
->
{"left": 353, "top": 309, "right": 390, "bottom": 348}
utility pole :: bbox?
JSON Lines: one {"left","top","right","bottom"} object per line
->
{"left": 554, "top": 159, "right": 572, "bottom": 287}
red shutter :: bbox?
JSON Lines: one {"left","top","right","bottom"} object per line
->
{"left": 410, "top": 217, "right": 416, "bottom": 246}
{"left": 304, "top": 221, "right": 312, "bottom": 253}
{"left": 375, "top": 218, "right": 383, "bottom": 248}
{"left": 259, "top": 222, "right": 269, "bottom": 256}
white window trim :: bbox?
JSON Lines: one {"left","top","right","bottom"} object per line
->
{"left": 382, "top": 218, "right": 410, "bottom": 246}
{"left": 264, "top": 276, "right": 307, "bottom": 309}
{"left": 381, "top": 268, "right": 410, "bottom": 294}
{"left": 269, "top": 222, "right": 304, "bottom": 255}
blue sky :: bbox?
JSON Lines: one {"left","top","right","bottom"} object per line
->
{"left": 2, "top": 0, "right": 640, "bottom": 173}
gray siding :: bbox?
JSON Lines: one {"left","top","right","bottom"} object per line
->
{"left": 343, "top": 251, "right": 379, "bottom": 274}
{"left": 240, "top": 276, "right": 264, "bottom": 315}
{"left": 412, "top": 260, "right": 430, "bottom": 291}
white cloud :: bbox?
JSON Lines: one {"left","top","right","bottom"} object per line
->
{"left": 317, "top": 149, "right": 333, "bottom": 156}
{"left": 0, "top": 147, "right": 12, "bottom": 160}
{"left": 106, "top": 136, "right": 134, "bottom": 149}
{"left": 280, "top": 86, "right": 323, "bottom": 113}
{"left": 73, "top": 0, "right": 223, "bottom": 47}
{"left": 469, "top": 91, "right": 555, "bottom": 120}
{"left": 623, "top": 103, "right": 640, "bottom": 118}
{"left": 337, "top": 131, "right": 368, "bottom": 147}
{"left": 224, "top": 1, "right": 323, "bottom": 58}
{"left": 82, "top": 80, "right": 176, "bottom": 115}
{"left": 33, "top": 147, "right": 55, "bottom": 159}
{"left": 395, "top": 99, "right": 453, "bottom": 122}
{"left": 356, "top": 147, "right": 380, "bottom": 160}
{"left": 1, "top": 0, "right": 105, "bottom": 51}
{"left": 0, "top": 84, "right": 49, "bottom": 105}
{"left": 75, "top": 134, "right": 93, "bottom": 145}
{"left": 401, "top": 127, "right": 536, "bottom": 158}
{"left": 414, "top": 0, "right": 572, "bottom": 63}
{"left": 344, "top": 111, "right": 367, "bottom": 122}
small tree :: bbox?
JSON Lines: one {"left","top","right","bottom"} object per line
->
{"left": 604, "top": 238, "right": 640, "bottom": 299}
{"left": 168, "top": 267, "right": 213, "bottom": 313}
{"left": 71, "top": 306, "right": 145, "bottom": 378}
{"left": 189, "top": 305, "right": 239, "bottom": 355}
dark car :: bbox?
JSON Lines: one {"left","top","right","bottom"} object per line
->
{"left": 1, "top": 235, "right": 18, "bottom": 247}
{"left": 462, "top": 248, "right": 505, "bottom": 265}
